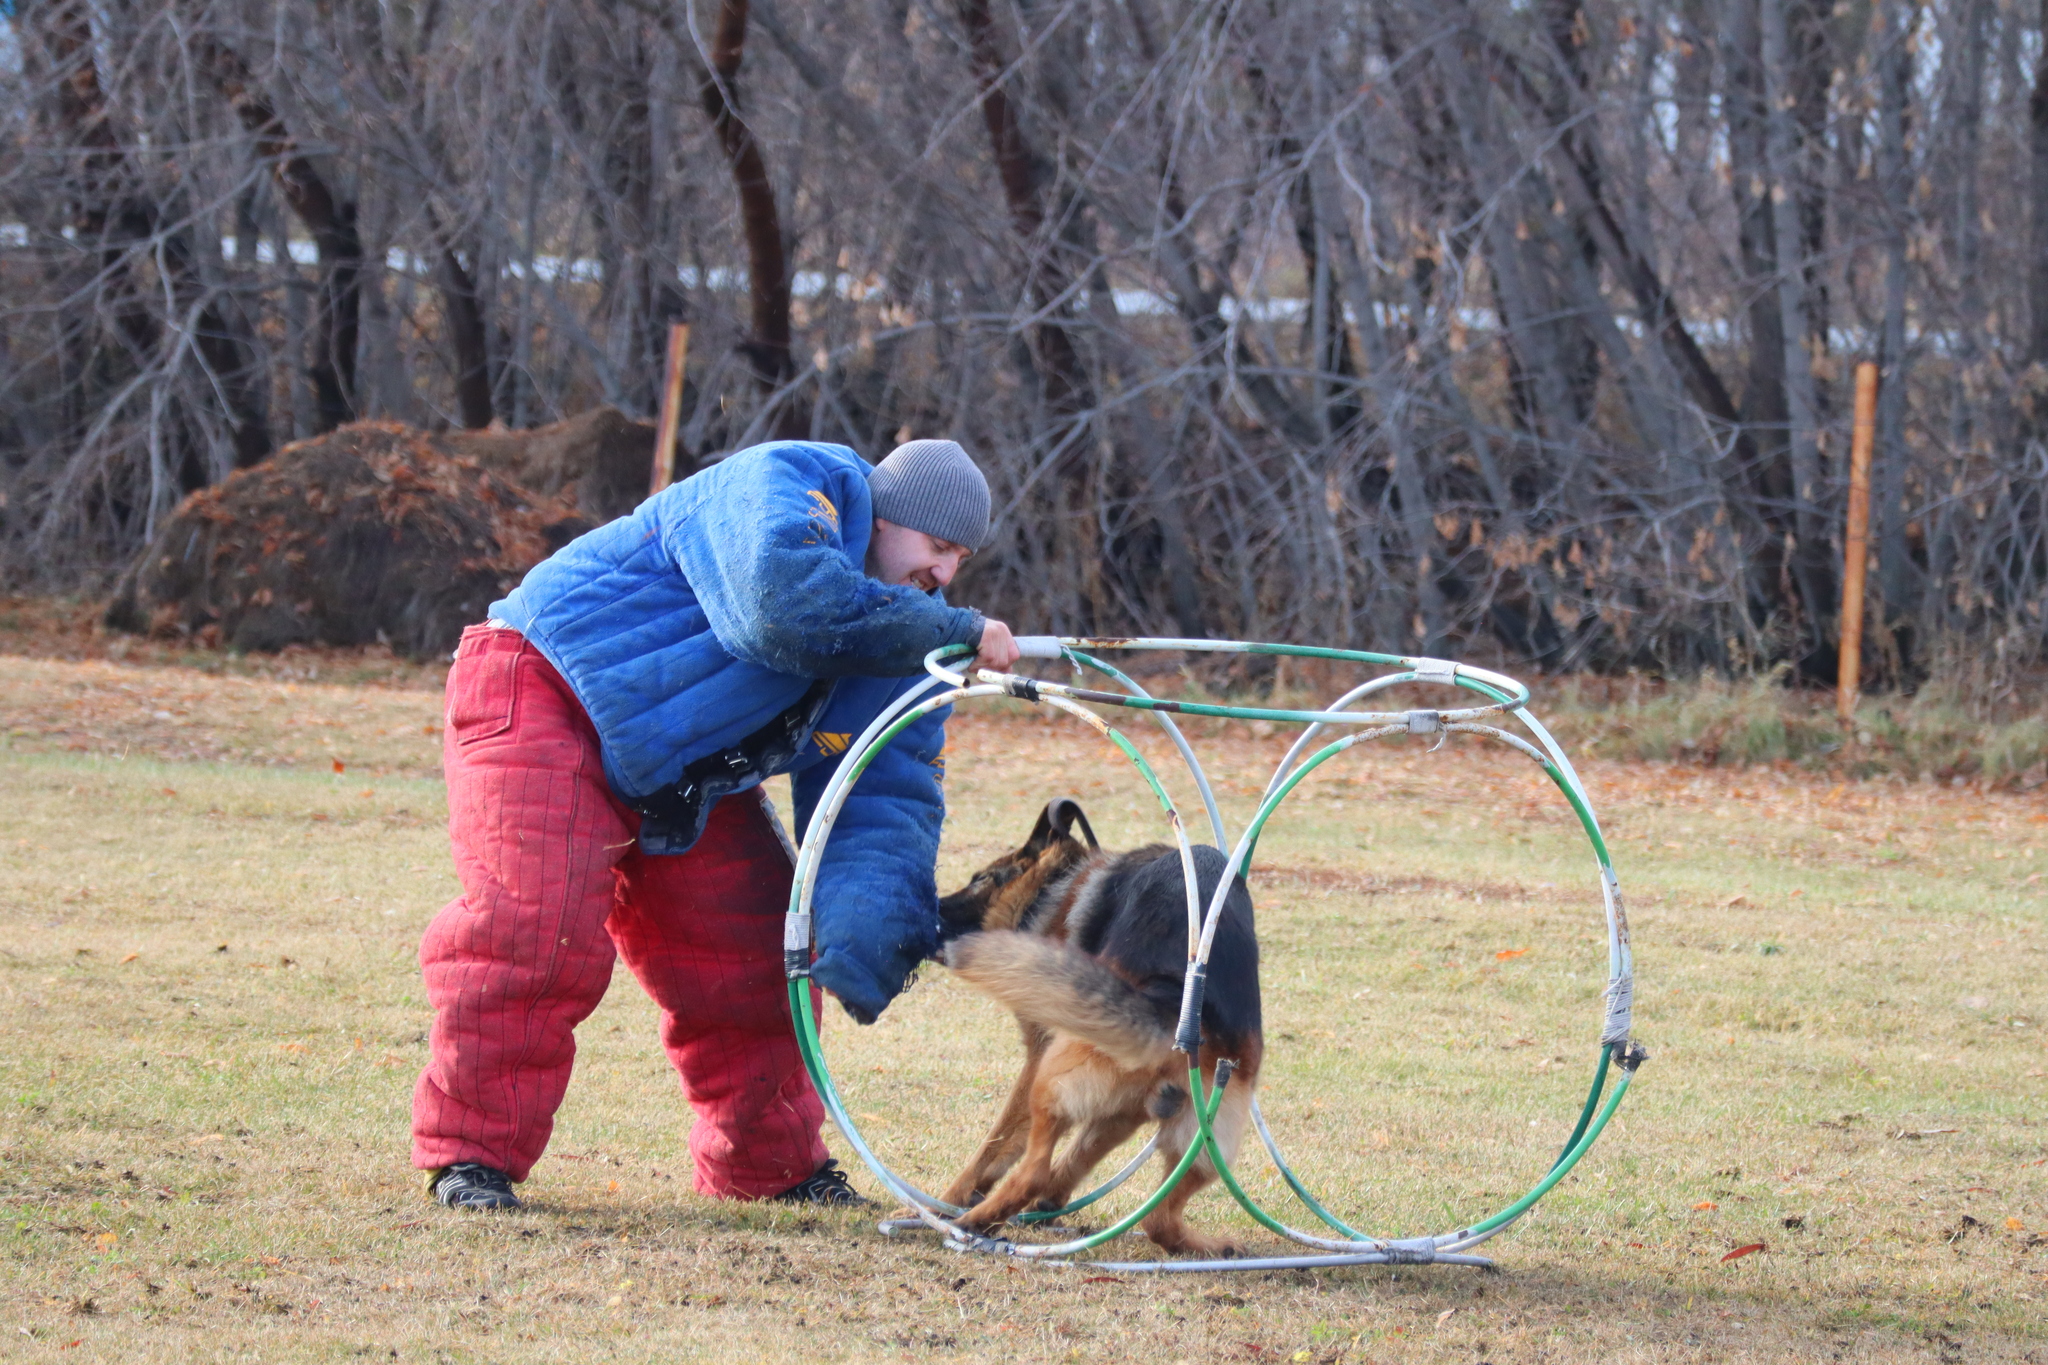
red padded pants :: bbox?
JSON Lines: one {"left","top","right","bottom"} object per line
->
{"left": 411, "top": 625, "right": 827, "bottom": 1197}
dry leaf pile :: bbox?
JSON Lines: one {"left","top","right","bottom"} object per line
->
{"left": 102, "top": 422, "right": 586, "bottom": 660}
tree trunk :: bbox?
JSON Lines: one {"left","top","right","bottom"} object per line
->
{"left": 204, "top": 40, "right": 361, "bottom": 434}
{"left": 436, "top": 239, "right": 496, "bottom": 430}
{"left": 1760, "top": 0, "right": 1836, "bottom": 660}
{"left": 695, "top": 0, "right": 802, "bottom": 434}
{"left": 35, "top": 1, "right": 271, "bottom": 474}
{"left": 1316, "top": 155, "right": 1448, "bottom": 654}
{"left": 2028, "top": 13, "right": 2048, "bottom": 366}
{"left": 1874, "top": 0, "right": 1920, "bottom": 658}
{"left": 955, "top": 0, "right": 1094, "bottom": 419}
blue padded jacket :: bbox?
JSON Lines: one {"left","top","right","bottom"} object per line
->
{"left": 490, "top": 440, "right": 986, "bottom": 1022}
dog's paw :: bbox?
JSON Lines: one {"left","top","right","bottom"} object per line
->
{"left": 1158, "top": 1229, "right": 1246, "bottom": 1259}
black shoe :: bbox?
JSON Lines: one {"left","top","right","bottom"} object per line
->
{"left": 430, "top": 1163, "right": 522, "bottom": 1211}
{"left": 771, "top": 1159, "right": 873, "bottom": 1207}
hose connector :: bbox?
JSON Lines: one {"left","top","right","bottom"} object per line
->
{"left": 1174, "top": 962, "right": 1207, "bottom": 1054}
{"left": 783, "top": 912, "right": 812, "bottom": 979}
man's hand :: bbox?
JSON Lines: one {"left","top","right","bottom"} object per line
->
{"left": 974, "top": 619, "right": 1022, "bottom": 672}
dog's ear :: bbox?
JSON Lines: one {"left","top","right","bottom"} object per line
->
{"left": 1022, "top": 801, "right": 1063, "bottom": 855}
{"left": 1046, "top": 798, "right": 1099, "bottom": 851}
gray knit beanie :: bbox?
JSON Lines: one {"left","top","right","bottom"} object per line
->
{"left": 868, "top": 439, "right": 991, "bottom": 550}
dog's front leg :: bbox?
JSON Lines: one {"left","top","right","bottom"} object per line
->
{"left": 1039, "top": 1104, "right": 1147, "bottom": 1209}
{"left": 936, "top": 1021, "right": 1048, "bottom": 1209}
{"left": 959, "top": 1102, "right": 1068, "bottom": 1231}
{"left": 958, "top": 1039, "right": 1083, "bottom": 1231}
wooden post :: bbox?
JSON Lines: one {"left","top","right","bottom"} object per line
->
{"left": 1838, "top": 360, "right": 1879, "bottom": 721}
{"left": 650, "top": 322, "right": 690, "bottom": 495}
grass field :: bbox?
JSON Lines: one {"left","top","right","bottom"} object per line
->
{"left": 0, "top": 648, "right": 2043, "bottom": 1363}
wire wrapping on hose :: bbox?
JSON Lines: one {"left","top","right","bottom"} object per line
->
{"left": 783, "top": 637, "right": 1642, "bottom": 1272}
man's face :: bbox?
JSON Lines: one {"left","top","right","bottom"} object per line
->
{"left": 867, "top": 518, "right": 972, "bottom": 592}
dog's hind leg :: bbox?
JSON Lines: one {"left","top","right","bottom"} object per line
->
{"left": 935, "top": 1022, "right": 1048, "bottom": 1209}
{"left": 1140, "top": 1064, "right": 1256, "bottom": 1257}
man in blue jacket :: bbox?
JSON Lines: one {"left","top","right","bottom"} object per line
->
{"left": 413, "top": 438, "right": 1019, "bottom": 1210}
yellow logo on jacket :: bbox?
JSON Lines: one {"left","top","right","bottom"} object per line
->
{"left": 801, "top": 489, "right": 840, "bottom": 547}
{"left": 813, "top": 732, "right": 852, "bottom": 757}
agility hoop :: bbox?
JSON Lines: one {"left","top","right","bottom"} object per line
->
{"left": 782, "top": 638, "right": 1646, "bottom": 1273}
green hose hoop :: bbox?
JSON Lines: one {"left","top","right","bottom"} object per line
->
{"left": 785, "top": 638, "right": 1642, "bottom": 1270}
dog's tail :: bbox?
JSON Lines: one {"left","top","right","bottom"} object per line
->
{"left": 944, "top": 931, "right": 1174, "bottom": 1071}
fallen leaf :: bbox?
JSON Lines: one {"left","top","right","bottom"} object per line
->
{"left": 1721, "top": 894, "right": 1748, "bottom": 907}
{"left": 1435, "top": 1308, "right": 1456, "bottom": 1325}
{"left": 1081, "top": 1276, "right": 1126, "bottom": 1284}
{"left": 332, "top": 758, "right": 345, "bottom": 774}
{"left": 1694, "top": 1201, "right": 1719, "bottom": 1210}
{"left": 1721, "top": 1243, "right": 1766, "bottom": 1262}
{"left": 2008, "top": 1218, "right": 2027, "bottom": 1232}
{"left": 1627, "top": 1241, "right": 1646, "bottom": 1248}
{"left": 607, "top": 1180, "right": 619, "bottom": 1194}
{"left": 118, "top": 952, "right": 139, "bottom": 964}
{"left": 158, "top": 787, "right": 177, "bottom": 797}
{"left": 93, "top": 1232, "right": 116, "bottom": 1250}
{"left": 1893, "top": 1128, "right": 1960, "bottom": 1140}
{"left": 1495, "top": 947, "right": 1529, "bottom": 961}
{"left": 189, "top": 1133, "right": 224, "bottom": 1144}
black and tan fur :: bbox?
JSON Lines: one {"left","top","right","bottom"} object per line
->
{"left": 934, "top": 799, "right": 1262, "bottom": 1256}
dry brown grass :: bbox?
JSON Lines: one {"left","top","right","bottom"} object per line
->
{"left": 0, "top": 646, "right": 2043, "bottom": 1363}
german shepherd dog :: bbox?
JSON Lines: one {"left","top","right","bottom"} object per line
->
{"left": 933, "top": 799, "right": 1262, "bottom": 1256}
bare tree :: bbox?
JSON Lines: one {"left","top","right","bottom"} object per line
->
{"left": 1, "top": 0, "right": 2040, "bottom": 683}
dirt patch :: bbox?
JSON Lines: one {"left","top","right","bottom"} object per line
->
{"left": 103, "top": 422, "right": 586, "bottom": 660}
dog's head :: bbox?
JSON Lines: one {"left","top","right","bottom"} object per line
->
{"left": 938, "top": 798, "right": 1099, "bottom": 940}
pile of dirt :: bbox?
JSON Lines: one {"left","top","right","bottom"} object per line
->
{"left": 446, "top": 405, "right": 666, "bottom": 524}
{"left": 104, "top": 422, "right": 595, "bottom": 659}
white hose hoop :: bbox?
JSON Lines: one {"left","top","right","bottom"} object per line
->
{"left": 786, "top": 637, "right": 1641, "bottom": 1271}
